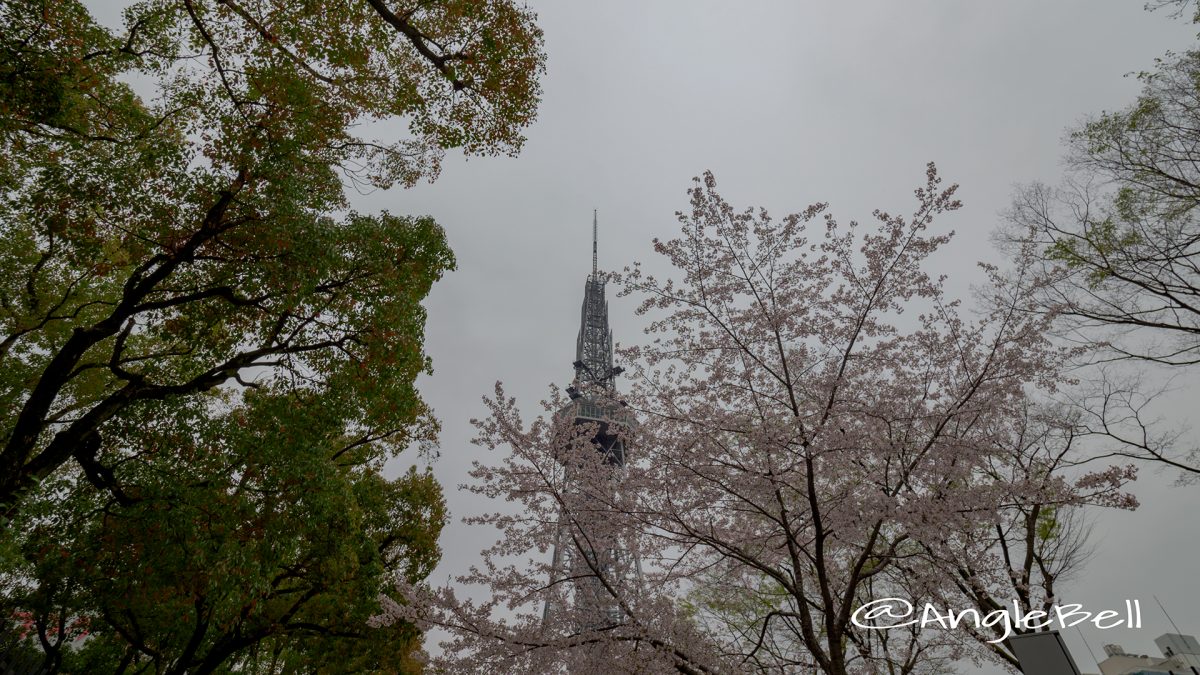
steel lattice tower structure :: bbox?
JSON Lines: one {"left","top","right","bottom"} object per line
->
{"left": 543, "top": 211, "right": 639, "bottom": 633}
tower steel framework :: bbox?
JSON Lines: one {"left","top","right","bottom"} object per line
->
{"left": 543, "top": 211, "right": 640, "bottom": 633}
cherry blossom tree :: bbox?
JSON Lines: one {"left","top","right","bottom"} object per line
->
{"left": 910, "top": 398, "right": 1137, "bottom": 671}
{"left": 376, "top": 166, "right": 1136, "bottom": 674}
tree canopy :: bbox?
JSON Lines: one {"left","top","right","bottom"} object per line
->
{"left": 0, "top": 0, "right": 543, "bottom": 517}
{"left": 1006, "top": 46, "right": 1200, "bottom": 367}
{"left": 7, "top": 389, "right": 447, "bottom": 672}
{"left": 1, "top": 0, "right": 545, "bottom": 670}
{"left": 1001, "top": 6, "right": 1200, "bottom": 481}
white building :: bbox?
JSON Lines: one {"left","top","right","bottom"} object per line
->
{"left": 1096, "top": 633, "right": 1200, "bottom": 675}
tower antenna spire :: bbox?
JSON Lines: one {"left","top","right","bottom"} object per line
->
{"left": 592, "top": 209, "right": 598, "bottom": 277}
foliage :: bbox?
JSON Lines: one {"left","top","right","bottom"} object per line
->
{"left": 1005, "top": 48, "right": 1200, "bottom": 366}
{"left": 915, "top": 400, "right": 1133, "bottom": 670}
{"left": 0, "top": 0, "right": 543, "bottom": 517}
{"left": 5, "top": 388, "right": 448, "bottom": 673}
{"left": 1001, "top": 12, "right": 1200, "bottom": 479}
{"left": 1, "top": 0, "right": 544, "bottom": 670}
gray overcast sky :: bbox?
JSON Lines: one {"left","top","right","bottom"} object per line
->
{"left": 82, "top": 2, "right": 1200, "bottom": 672}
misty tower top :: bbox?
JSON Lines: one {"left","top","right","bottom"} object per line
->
{"left": 573, "top": 209, "right": 617, "bottom": 390}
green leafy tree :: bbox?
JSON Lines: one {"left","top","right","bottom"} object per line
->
{"left": 1002, "top": 5, "right": 1200, "bottom": 480}
{"left": 1, "top": 0, "right": 544, "bottom": 670}
{"left": 1004, "top": 42, "right": 1200, "bottom": 367}
{"left": 1006, "top": 52, "right": 1200, "bottom": 368}
{"left": 0, "top": 0, "right": 544, "bottom": 517}
{"left": 7, "top": 389, "right": 447, "bottom": 673}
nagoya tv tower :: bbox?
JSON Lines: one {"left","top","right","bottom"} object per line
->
{"left": 543, "top": 211, "right": 640, "bottom": 633}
